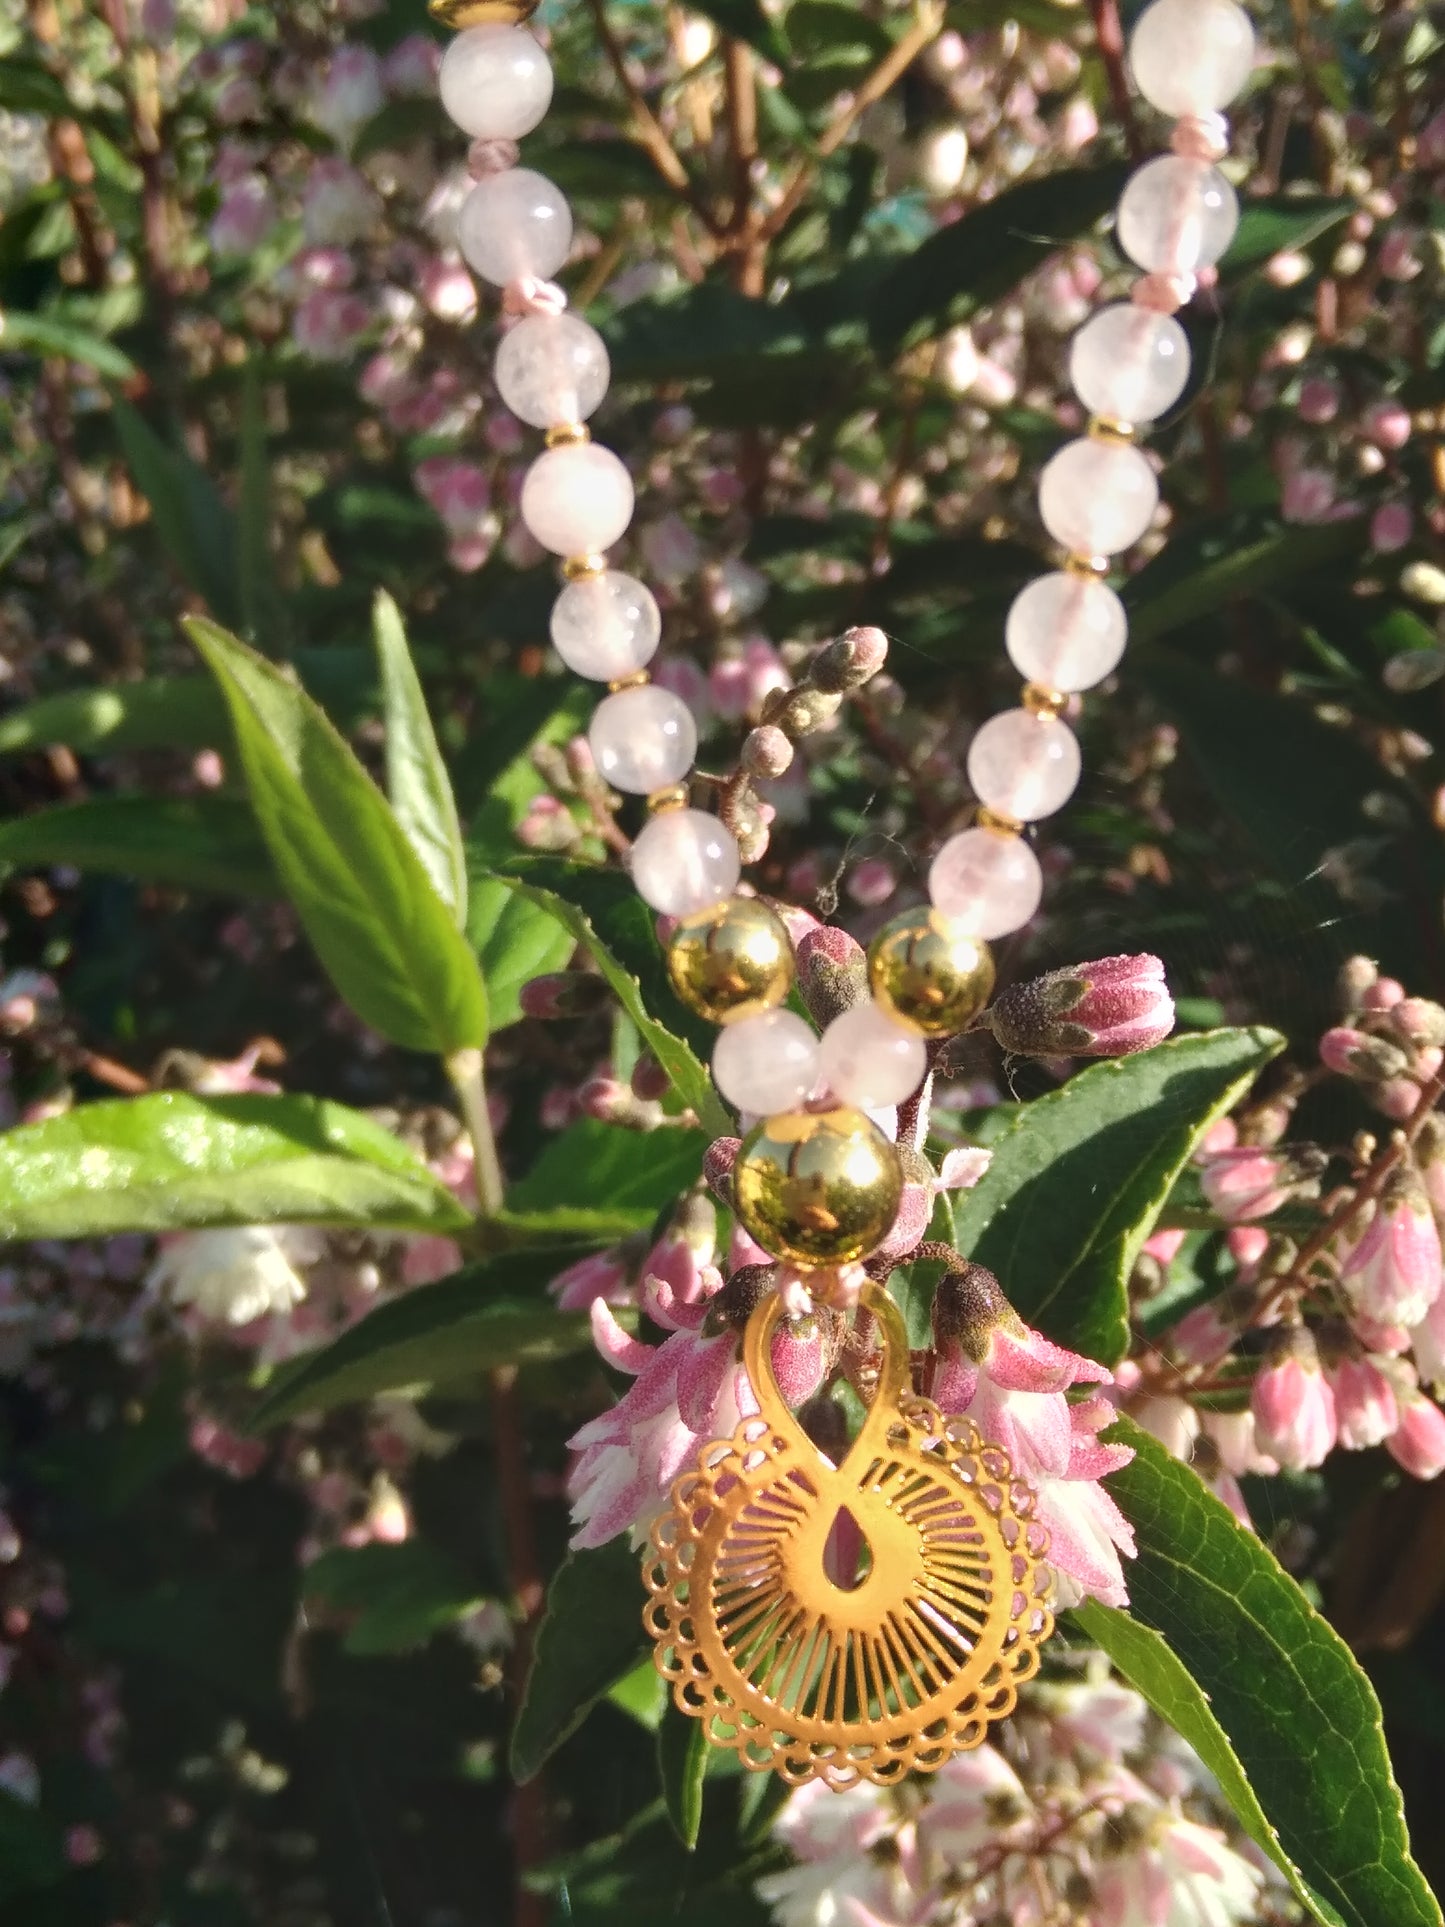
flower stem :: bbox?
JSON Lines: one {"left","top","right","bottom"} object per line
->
{"left": 446, "top": 1047, "right": 505, "bottom": 1217}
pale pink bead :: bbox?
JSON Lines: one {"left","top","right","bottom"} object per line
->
{"left": 928, "top": 829, "right": 1043, "bottom": 937}
{"left": 550, "top": 570, "right": 660, "bottom": 680}
{"left": 588, "top": 685, "right": 696, "bottom": 795}
{"left": 819, "top": 999, "right": 927, "bottom": 1110}
{"left": 1129, "top": 0, "right": 1255, "bottom": 116}
{"left": 1070, "top": 304, "right": 1191, "bottom": 424}
{"left": 630, "top": 809, "right": 739, "bottom": 916}
{"left": 439, "top": 25, "right": 553, "bottom": 140}
{"left": 520, "top": 443, "right": 633, "bottom": 555}
{"left": 457, "top": 168, "right": 572, "bottom": 286}
{"left": 713, "top": 1009, "right": 820, "bottom": 1116}
{"left": 1038, "top": 439, "right": 1159, "bottom": 557}
{"left": 1117, "top": 158, "right": 1240, "bottom": 276}
{"left": 1006, "top": 572, "right": 1128, "bottom": 691}
{"left": 495, "top": 312, "right": 609, "bottom": 429}
{"left": 967, "top": 710, "right": 1081, "bottom": 822}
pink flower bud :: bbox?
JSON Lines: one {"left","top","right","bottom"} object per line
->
{"left": 1330, "top": 1354, "right": 1400, "bottom": 1449}
{"left": 1392, "top": 999, "right": 1445, "bottom": 1049}
{"left": 1386, "top": 1387, "right": 1445, "bottom": 1480}
{"left": 1319, "top": 1024, "right": 1410, "bottom": 1080}
{"left": 1252, "top": 1329, "right": 1337, "bottom": 1470}
{"left": 630, "top": 1053, "right": 671, "bottom": 1102}
{"left": 986, "top": 953, "right": 1173, "bottom": 1059}
{"left": 1371, "top": 502, "right": 1414, "bottom": 552}
{"left": 302, "top": 157, "right": 380, "bottom": 246}
{"left": 383, "top": 32, "right": 440, "bottom": 96}
{"left": 1281, "top": 466, "right": 1337, "bottom": 524}
{"left": 703, "top": 1136, "right": 741, "bottom": 1206}
{"left": 1198, "top": 1146, "right": 1300, "bottom": 1223}
{"left": 795, "top": 925, "right": 868, "bottom": 1029}
{"left": 518, "top": 973, "right": 609, "bottom": 1021}
{"left": 1297, "top": 377, "right": 1340, "bottom": 424}
{"left": 1363, "top": 976, "right": 1406, "bottom": 1011}
{"left": 209, "top": 174, "right": 277, "bottom": 257}
{"left": 1363, "top": 400, "right": 1412, "bottom": 452}
{"left": 810, "top": 626, "right": 889, "bottom": 694}
{"left": 292, "top": 288, "right": 371, "bottom": 361}
{"left": 1341, "top": 1177, "right": 1443, "bottom": 1328}
{"left": 312, "top": 44, "right": 384, "bottom": 148}
{"left": 846, "top": 858, "right": 897, "bottom": 909}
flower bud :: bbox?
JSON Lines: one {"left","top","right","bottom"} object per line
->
{"left": 1329, "top": 1354, "right": 1400, "bottom": 1450}
{"left": 1337, "top": 955, "right": 1379, "bottom": 1008}
{"left": 630, "top": 1053, "right": 671, "bottom": 1102}
{"left": 985, "top": 954, "right": 1174, "bottom": 1058}
{"left": 703, "top": 1263, "right": 781, "bottom": 1333}
{"left": 1386, "top": 1386, "right": 1445, "bottom": 1481}
{"left": 1339, "top": 1172, "right": 1443, "bottom": 1328}
{"left": 1251, "top": 1328, "right": 1337, "bottom": 1471}
{"left": 518, "top": 972, "right": 609, "bottom": 1021}
{"left": 795, "top": 925, "right": 868, "bottom": 1029}
{"left": 930, "top": 1259, "right": 1013, "bottom": 1361}
{"left": 741, "top": 724, "right": 794, "bottom": 780}
{"left": 1392, "top": 998, "right": 1445, "bottom": 1049}
{"left": 703, "top": 1136, "right": 741, "bottom": 1206}
{"left": 1319, "top": 1025, "right": 1410, "bottom": 1081}
{"left": 809, "top": 626, "right": 889, "bottom": 694}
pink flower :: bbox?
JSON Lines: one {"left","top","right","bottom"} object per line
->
{"left": 985, "top": 954, "right": 1174, "bottom": 1059}
{"left": 1141, "top": 1227, "right": 1186, "bottom": 1266}
{"left": 550, "top": 1247, "right": 634, "bottom": 1311}
{"left": 302, "top": 157, "right": 380, "bottom": 246}
{"left": 292, "top": 288, "right": 371, "bottom": 361}
{"left": 1251, "top": 1330, "right": 1337, "bottom": 1470}
{"left": 1096, "top": 1812, "right": 1262, "bottom": 1927}
{"left": 312, "top": 44, "right": 384, "bottom": 148}
{"left": 1033, "top": 1398, "right": 1138, "bottom": 1608}
{"left": 1130, "top": 1394, "right": 1199, "bottom": 1462}
{"left": 1197, "top": 1146, "right": 1293, "bottom": 1223}
{"left": 708, "top": 636, "right": 790, "bottom": 720}
{"left": 209, "top": 174, "right": 276, "bottom": 257}
{"left": 1330, "top": 1354, "right": 1400, "bottom": 1449}
{"left": 421, "top": 256, "right": 479, "bottom": 323}
{"left": 1386, "top": 1388, "right": 1445, "bottom": 1480}
{"left": 846, "top": 858, "right": 898, "bottom": 909}
{"left": 1339, "top": 1178, "right": 1442, "bottom": 1329}
{"left": 1281, "top": 466, "right": 1337, "bottom": 523}
{"left": 415, "top": 456, "right": 491, "bottom": 535}
{"left": 383, "top": 32, "right": 440, "bottom": 95}
{"left": 1372, "top": 502, "right": 1414, "bottom": 552}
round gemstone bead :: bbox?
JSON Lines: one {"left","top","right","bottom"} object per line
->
{"left": 1005, "top": 572, "right": 1128, "bottom": 692}
{"left": 520, "top": 442, "right": 634, "bottom": 555}
{"left": 588, "top": 685, "right": 697, "bottom": 796}
{"left": 1038, "top": 439, "right": 1158, "bottom": 557}
{"left": 819, "top": 998, "right": 928, "bottom": 1110}
{"left": 438, "top": 25, "right": 554, "bottom": 140}
{"left": 713, "top": 1008, "right": 820, "bottom": 1117}
{"left": 630, "top": 808, "right": 740, "bottom": 917}
{"left": 928, "top": 829, "right": 1043, "bottom": 939}
{"left": 495, "top": 312, "right": 610, "bottom": 429}
{"left": 1069, "top": 304, "right": 1191, "bottom": 425}
{"left": 457, "top": 168, "right": 573, "bottom": 286}
{"left": 1129, "top": 0, "right": 1255, "bottom": 117}
{"left": 1116, "top": 157, "right": 1239, "bottom": 277}
{"left": 550, "top": 570, "right": 660, "bottom": 681}
{"left": 967, "top": 710, "right": 1081, "bottom": 823}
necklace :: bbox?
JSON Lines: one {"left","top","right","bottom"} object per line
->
{"left": 428, "top": 0, "right": 1255, "bottom": 1786}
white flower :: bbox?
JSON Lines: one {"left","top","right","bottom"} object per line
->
{"left": 1097, "top": 1813, "right": 1263, "bottom": 1927}
{"left": 150, "top": 1226, "right": 321, "bottom": 1326}
{"left": 758, "top": 1781, "right": 901, "bottom": 1927}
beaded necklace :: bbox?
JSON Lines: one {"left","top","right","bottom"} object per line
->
{"left": 429, "top": 0, "right": 1256, "bottom": 1788}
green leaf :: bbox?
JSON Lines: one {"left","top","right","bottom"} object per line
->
{"left": 868, "top": 163, "right": 1130, "bottom": 354}
{"left": 0, "top": 1092, "right": 473, "bottom": 1242}
{"left": 374, "top": 590, "right": 467, "bottom": 924}
{"left": 113, "top": 399, "right": 240, "bottom": 625}
{"left": 1074, "top": 1599, "right": 1338, "bottom": 1924}
{"left": 249, "top": 1249, "right": 593, "bottom": 1426}
{"left": 187, "top": 617, "right": 488, "bottom": 1055}
{"left": 1, "top": 309, "right": 136, "bottom": 379}
{"left": 511, "top": 1536, "right": 650, "bottom": 1783}
{"left": 466, "top": 875, "right": 575, "bottom": 1031}
{"left": 460, "top": 678, "right": 592, "bottom": 857}
{"left": 658, "top": 1704, "right": 709, "bottom": 1850}
{"left": 952, "top": 1028, "right": 1283, "bottom": 1362}
{"left": 0, "top": 795, "right": 276, "bottom": 896}
{"left": 687, "top": 0, "right": 790, "bottom": 66}
{"left": 1219, "top": 194, "right": 1353, "bottom": 282}
{"left": 0, "top": 1791, "right": 67, "bottom": 1904}
{"left": 1124, "top": 514, "right": 1366, "bottom": 648}
{"left": 480, "top": 858, "right": 730, "bottom": 1136}
{"left": 303, "top": 1541, "right": 485, "bottom": 1656}
{"left": 506, "top": 1116, "right": 709, "bottom": 1227}
{"left": 237, "top": 359, "right": 284, "bottom": 646}
{"left": 1100, "top": 1421, "right": 1441, "bottom": 1927}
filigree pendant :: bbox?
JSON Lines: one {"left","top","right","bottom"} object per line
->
{"left": 643, "top": 1281, "right": 1054, "bottom": 1790}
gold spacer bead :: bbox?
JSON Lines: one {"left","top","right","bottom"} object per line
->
{"left": 976, "top": 805, "right": 1023, "bottom": 838}
{"left": 428, "top": 0, "right": 537, "bottom": 25}
{"left": 647, "top": 785, "right": 689, "bottom": 816}
{"left": 608, "top": 670, "right": 651, "bottom": 693}
{"left": 561, "top": 554, "right": 606, "bottom": 581}
{"left": 1087, "top": 414, "right": 1137, "bottom": 444}
{"left": 1063, "top": 552, "right": 1109, "bottom": 579}
{"left": 545, "top": 422, "right": 591, "bottom": 449}
{"left": 867, "top": 909, "right": 996, "bottom": 1038}
{"left": 734, "top": 1107, "right": 904, "bottom": 1269}
{"left": 1021, "top": 681, "right": 1068, "bottom": 718}
{"left": 665, "top": 896, "right": 795, "bottom": 1026}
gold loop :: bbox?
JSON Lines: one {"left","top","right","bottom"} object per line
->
{"left": 1087, "top": 414, "right": 1136, "bottom": 444}
{"left": 646, "top": 785, "right": 689, "bottom": 815}
{"left": 608, "top": 670, "right": 652, "bottom": 692}
{"left": 545, "top": 422, "right": 591, "bottom": 449}
{"left": 976, "top": 805, "right": 1023, "bottom": 837}
{"left": 428, "top": 0, "right": 538, "bottom": 24}
{"left": 1021, "top": 682, "right": 1068, "bottom": 718}
{"left": 561, "top": 554, "right": 607, "bottom": 580}
{"left": 1062, "top": 552, "right": 1108, "bottom": 578}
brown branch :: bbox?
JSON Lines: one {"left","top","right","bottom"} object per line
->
{"left": 1087, "top": 0, "right": 1145, "bottom": 163}
{"left": 586, "top": 0, "right": 723, "bottom": 236}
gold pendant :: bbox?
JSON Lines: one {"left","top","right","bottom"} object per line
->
{"left": 643, "top": 1281, "right": 1054, "bottom": 1790}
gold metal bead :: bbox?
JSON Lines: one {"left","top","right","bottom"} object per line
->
{"left": 733, "top": 1107, "right": 904, "bottom": 1270}
{"left": 562, "top": 554, "right": 606, "bottom": 580}
{"left": 1063, "top": 552, "right": 1108, "bottom": 579}
{"left": 608, "top": 670, "right": 652, "bottom": 692}
{"left": 867, "top": 909, "right": 996, "bottom": 1038}
{"left": 976, "top": 805, "right": 1023, "bottom": 837}
{"left": 1087, "top": 414, "right": 1136, "bottom": 444}
{"left": 1021, "top": 681, "right": 1068, "bottom": 718}
{"left": 665, "top": 896, "right": 794, "bottom": 1026}
{"left": 646, "top": 785, "right": 689, "bottom": 815}
{"left": 428, "top": 0, "right": 537, "bottom": 25}
{"left": 545, "top": 422, "right": 591, "bottom": 448}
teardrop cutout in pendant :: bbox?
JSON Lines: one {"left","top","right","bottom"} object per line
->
{"left": 642, "top": 1281, "right": 1054, "bottom": 1790}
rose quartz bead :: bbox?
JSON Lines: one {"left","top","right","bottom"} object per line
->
{"left": 520, "top": 442, "right": 633, "bottom": 555}
{"left": 1006, "top": 572, "right": 1128, "bottom": 692}
{"left": 929, "top": 829, "right": 1043, "bottom": 938}
{"left": 495, "top": 313, "right": 610, "bottom": 429}
{"left": 550, "top": 570, "right": 660, "bottom": 680}
{"left": 713, "top": 1009, "right": 820, "bottom": 1116}
{"left": 1069, "top": 304, "right": 1191, "bottom": 424}
{"left": 457, "top": 168, "right": 572, "bottom": 286}
{"left": 1116, "top": 157, "right": 1239, "bottom": 276}
{"left": 819, "top": 999, "right": 927, "bottom": 1110}
{"left": 438, "top": 25, "right": 554, "bottom": 140}
{"left": 588, "top": 685, "right": 697, "bottom": 796}
{"left": 1129, "top": 0, "right": 1255, "bottom": 117}
{"left": 1038, "top": 439, "right": 1158, "bottom": 557}
{"left": 630, "top": 808, "right": 739, "bottom": 916}
{"left": 967, "top": 710, "right": 1081, "bottom": 822}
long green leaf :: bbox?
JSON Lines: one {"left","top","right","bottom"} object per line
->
{"left": 2, "top": 309, "right": 136, "bottom": 379}
{"left": 302, "top": 1542, "right": 485, "bottom": 1656}
{"left": 480, "top": 858, "right": 729, "bottom": 1135}
{"left": 187, "top": 617, "right": 488, "bottom": 1055}
{"left": 506, "top": 1116, "right": 709, "bottom": 1223}
{"left": 953, "top": 1028, "right": 1282, "bottom": 1362}
{"left": 511, "top": 1537, "right": 650, "bottom": 1783}
{"left": 249, "top": 1248, "right": 593, "bottom": 1426}
{"left": 1124, "top": 514, "right": 1367, "bottom": 648}
{"left": 374, "top": 590, "right": 467, "bottom": 924}
{"left": 114, "top": 400, "right": 240, "bottom": 624}
{"left": 0, "top": 795, "right": 275, "bottom": 896}
{"left": 1219, "top": 195, "right": 1353, "bottom": 283}
{"left": 0, "top": 1093, "right": 473, "bottom": 1242}
{"left": 1102, "top": 1422, "right": 1441, "bottom": 1927}
{"left": 657, "top": 1704, "right": 709, "bottom": 1851}
{"left": 466, "top": 875, "right": 575, "bottom": 1031}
